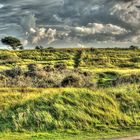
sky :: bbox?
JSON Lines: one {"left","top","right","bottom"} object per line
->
{"left": 0, "top": 0, "right": 140, "bottom": 48}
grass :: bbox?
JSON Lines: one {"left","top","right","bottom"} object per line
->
{"left": 0, "top": 48, "right": 140, "bottom": 69}
{"left": 0, "top": 48, "right": 140, "bottom": 139}
{"left": 0, "top": 85, "right": 140, "bottom": 140}
{"left": 0, "top": 130, "right": 140, "bottom": 140}
{"left": 0, "top": 85, "right": 140, "bottom": 139}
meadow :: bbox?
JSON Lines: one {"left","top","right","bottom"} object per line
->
{"left": 0, "top": 47, "right": 140, "bottom": 139}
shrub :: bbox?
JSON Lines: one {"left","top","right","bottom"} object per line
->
{"left": 6, "top": 76, "right": 33, "bottom": 88}
{"left": 61, "top": 75, "right": 81, "bottom": 87}
{"left": 118, "top": 63, "right": 138, "bottom": 68}
{"left": 33, "top": 78, "right": 56, "bottom": 88}
{"left": 43, "top": 65, "right": 55, "bottom": 72}
{"left": 54, "top": 63, "right": 67, "bottom": 71}
{"left": 74, "top": 50, "right": 83, "bottom": 68}
{"left": 25, "top": 64, "right": 40, "bottom": 77}
{"left": 129, "top": 45, "right": 139, "bottom": 50}
{"left": 81, "top": 71, "right": 92, "bottom": 77}
{"left": 130, "top": 57, "right": 140, "bottom": 63}
{"left": 4, "top": 67, "right": 23, "bottom": 78}
{"left": 47, "top": 47, "right": 56, "bottom": 53}
{"left": 0, "top": 75, "right": 8, "bottom": 87}
{"left": 97, "top": 71, "right": 120, "bottom": 87}
{"left": 35, "top": 46, "right": 44, "bottom": 50}
{"left": 116, "top": 74, "right": 140, "bottom": 85}
{"left": 30, "top": 70, "right": 47, "bottom": 78}
{"left": 27, "top": 64, "right": 39, "bottom": 72}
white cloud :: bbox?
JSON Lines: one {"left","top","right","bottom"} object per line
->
{"left": 109, "top": 0, "right": 140, "bottom": 29}
{"left": 46, "top": 28, "right": 57, "bottom": 44}
{"left": 128, "top": 35, "right": 140, "bottom": 43}
{"left": 0, "top": 0, "right": 140, "bottom": 47}
{"left": 0, "top": 4, "right": 4, "bottom": 9}
{"left": 30, "top": 28, "right": 57, "bottom": 44}
{"left": 73, "top": 23, "right": 127, "bottom": 35}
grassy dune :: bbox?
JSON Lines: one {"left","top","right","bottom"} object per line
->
{"left": 0, "top": 85, "right": 140, "bottom": 138}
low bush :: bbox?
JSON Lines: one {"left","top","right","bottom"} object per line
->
{"left": 0, "top": 66, "right": 93, "bottom": 88}
{"left": 61, "top": 75, "right": 81, "bottom": 87}
{"left": 116, "top": 74, "right": 140, "bottom": 85}
{"left": 27, "top": 64, "right": 39, "bottom": 72}
{"left": 118, "top": 63, "right": 138, "bottom": 68}
{"left": 3, "top": 67, "right": 23, "bottom": 78}
{"left": 130, "top": 57, "right": 140, "bottom": 63}
{"left": 43, "top": 65, "right": 55, "bottom": 72}
{"left": 97, "top": 72, "right": 120, "bottom": 87}
{"left": 54, "top": 63, "right": 67, "bottom": 71}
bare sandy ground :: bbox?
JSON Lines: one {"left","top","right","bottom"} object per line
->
{"left": 112, "top": 136, "right": 140, "bottom": 140}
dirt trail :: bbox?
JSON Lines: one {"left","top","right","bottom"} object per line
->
{"left": 112, "top": 136, "right": 140, "bottom": 140}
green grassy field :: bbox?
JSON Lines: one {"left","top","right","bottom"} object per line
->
{"left": 0, "top": 48, "right": 140, "bottom": 70}
{"left": 0, "top": 48, "right": 140, "bottom": 139}
{"left": 0, "top": 86, "right": 140, "bottom": 139}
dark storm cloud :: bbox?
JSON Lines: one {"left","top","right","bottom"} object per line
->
{"left": 0, "top": 0, "right": 140, "bottom": 48}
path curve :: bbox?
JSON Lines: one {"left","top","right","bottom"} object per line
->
{"left": 112, "top": 136, "right": 140, "bottom": 140}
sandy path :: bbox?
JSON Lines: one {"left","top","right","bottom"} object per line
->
{"left": 112, "top": 136, "right": 140, "bottom": 140}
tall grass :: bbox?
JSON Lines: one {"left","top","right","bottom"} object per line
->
{"left": 0, "top": 85, "right": 140, "bottom": 132}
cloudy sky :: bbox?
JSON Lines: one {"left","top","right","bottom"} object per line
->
{"left": 0, "top": 0, "right": 140, "bottom": 48}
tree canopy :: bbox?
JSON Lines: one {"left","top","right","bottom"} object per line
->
{"left": 1, "top": 36, "right": 23, "bottom": 50}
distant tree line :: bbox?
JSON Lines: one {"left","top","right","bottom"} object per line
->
{"left": 1, "top": 36, "right": 140, "bottom": 50}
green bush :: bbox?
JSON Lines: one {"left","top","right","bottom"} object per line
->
{"left": 97, "top": 72, "right": 120, "bottom": 87}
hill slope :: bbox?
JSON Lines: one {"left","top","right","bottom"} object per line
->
{"left": 0, "top": 85, "right": 140, "bottom": 133}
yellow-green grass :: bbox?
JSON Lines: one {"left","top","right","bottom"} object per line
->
{"left": 0, "top": 48, "right": 140, "bottom": 68}
{"left": 0, "top": 85, "right": 140, "bottom": 135}
{"left": 0, "top": 65, "right": 11, "bottom": 71}
{"left": 0, "top": 48, "right": 140, "bottom": 139}
{"left": 0, "top": 48, "right": 140, "bottom": 77}
{"left": 82, "top": 67, "right": 140, "bottom": 74}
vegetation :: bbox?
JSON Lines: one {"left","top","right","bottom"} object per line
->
{"left": 0, "top": 86, "right": 140, "bottom": 139}
{"left": 0, "top": 48, "right": 140, "bottom": 88}
{"left": 1, "top": 36, "right": 23, "bottom": 50}
{"left": 0, "top": 47, "right": 140, "bottom": 139}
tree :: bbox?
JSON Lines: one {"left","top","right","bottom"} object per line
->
{"left": 129, "top": 45, "right": 139, "bottom": 50}
{"left": 35, "top": 46, "right": 44, "bottom": 50}
{"left": 19, "top": 45, "right": 24, "bottom": 50}
{"left": 1, "top": 36, "right": 22, "bottom": 50}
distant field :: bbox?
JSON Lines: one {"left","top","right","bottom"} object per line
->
{"left": 0, "top": 48, "right": 140, "bottom": 70}
{"left": 0, "top": 48, "right": 140, "bottom": 139}
{"left": 0, "top": 48, "right": 140, "bottom": 88}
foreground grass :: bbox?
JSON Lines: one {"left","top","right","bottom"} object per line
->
{"left": 0, "top": 85, "right": 140, "bottom": 139}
